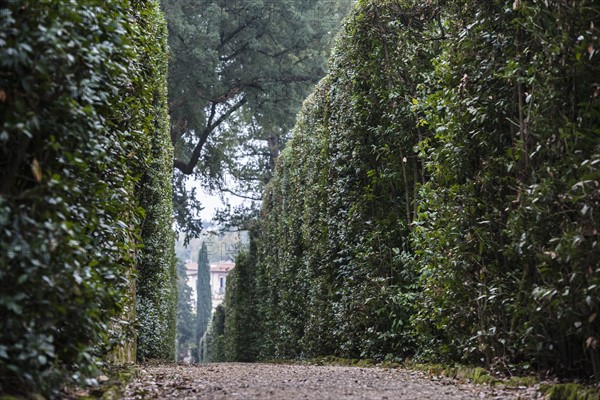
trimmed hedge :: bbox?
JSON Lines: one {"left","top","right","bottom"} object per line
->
{"left": 217, "top": 0, "right": 600, "bottom": 382}
{"left": 411, "top": 0, "right": 600, "bottom": 378}
{"left": 133, "top": 0, "right": 177, "bottom": 362}
{"left": 0, "top": 0, "right": 175, "bottom": 395}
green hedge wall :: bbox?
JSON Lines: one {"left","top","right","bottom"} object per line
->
{"left": 219, "top": 0, "right": 600, "bottom": 381}
{"left": 223, "top": 233, "right": 260, "bottom": 361}
{"left": 251, "top": 0, "right": 439, "bottom": 361}
{"left": 411, "top": 0, "right": 600, "bottom": 379}
{"left": 133, "top": 0, "right": 177, "bottom": 362}
{"left": 0, "top": 0, "right": 175, "bottom": 395}
{"left": 206, "top": 304, "right": 227, "bottom": 363}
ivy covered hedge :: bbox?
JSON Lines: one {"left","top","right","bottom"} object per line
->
{"left": 411, "top": 0, "right": 600, "bottom": 378}
{"left": 218, "top": 0, "right": 600, "bottom": 381}
{"left": 0, "top": 0, "right": 175, "bottom": 395}
{"left": 250, "top": 0, "right": 438, "bottom": 361}
{"left": 133, "top": 0, "right": 177, "bottom": 362}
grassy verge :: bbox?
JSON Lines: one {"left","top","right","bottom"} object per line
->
{"left": 407, "top": 363, "right": 536, "bottom": 386}
{"left": 540, "top": 383, "right": 600, "bottom": 400}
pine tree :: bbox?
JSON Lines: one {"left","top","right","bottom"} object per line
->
{"left": 161, "top": 0, "right": 353, "bottom": 234}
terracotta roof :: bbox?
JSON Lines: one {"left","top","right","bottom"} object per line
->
{"left": 210, "top": 261, "right": 235, "bottom": 273}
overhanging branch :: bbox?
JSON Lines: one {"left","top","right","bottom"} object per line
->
{"left": 218, "top": 186, "right": 262, "bottom": 201}
{"left": 173, "top": 97, "right": 247, "bottom": 174}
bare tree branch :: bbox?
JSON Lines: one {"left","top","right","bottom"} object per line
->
{"left": 218, "top": 186, "right": 262, "bottom": 201}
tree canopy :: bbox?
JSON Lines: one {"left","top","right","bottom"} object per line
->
{"left": 161, "top": 0, "right": 353, "bottom": 234}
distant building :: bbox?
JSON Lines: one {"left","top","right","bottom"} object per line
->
{"left": 185, "top": 259, "right": 235, "bottom": 313}
{"left": 185, "top": 260, "right": 198, "bottom": 311}
{"left": 210, "top": 261, "right": 235, "bottom": 311}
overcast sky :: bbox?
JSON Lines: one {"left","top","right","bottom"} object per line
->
{"left": 198, "top": 190, "right": 225, "bottom": 221}
{"left": 191, "top": 181, "right": 246, "bottom": 222}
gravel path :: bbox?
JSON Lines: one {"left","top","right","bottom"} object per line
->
{"left": 123, "top": 363, "right": 542, "bottom": 399}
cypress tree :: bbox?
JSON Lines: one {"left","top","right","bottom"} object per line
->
{"left": 176, "top": 259, "right": 195, "bottom": 361}
{"left": 196, "top": 242, "right": 212, "bottom": 361}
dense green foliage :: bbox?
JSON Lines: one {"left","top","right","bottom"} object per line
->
{"left": 161, "top": 0, "right": 352, "bottom": 235}
{"left": 0, "top": 0, "right": 176, "bottom": 394}
{"left": 206, "top": 304, "right": 227, "bottom": 362}
{"left": 222, "top": 234, "right": 260, "bottom": 361}
{"left": 411, "top": 0, "right": 600, "bottom": 379}
{"left": 218, "top": 0, "right": 600, "bottom": 381}
{"left": 134, "top": 0, "right": 177, "bottom": 362}
{"left": 176, "top": 259, "right": 195, "bottom": 361}
{"left": 248, "top": 0, "right": 437, "bottom": 361}
{"left": 195, "top": 243, "right": 212, "bottom": 361}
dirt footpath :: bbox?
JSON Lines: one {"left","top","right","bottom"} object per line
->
{"left": 123, "top": 363, "right": 541, "bottom": 400}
